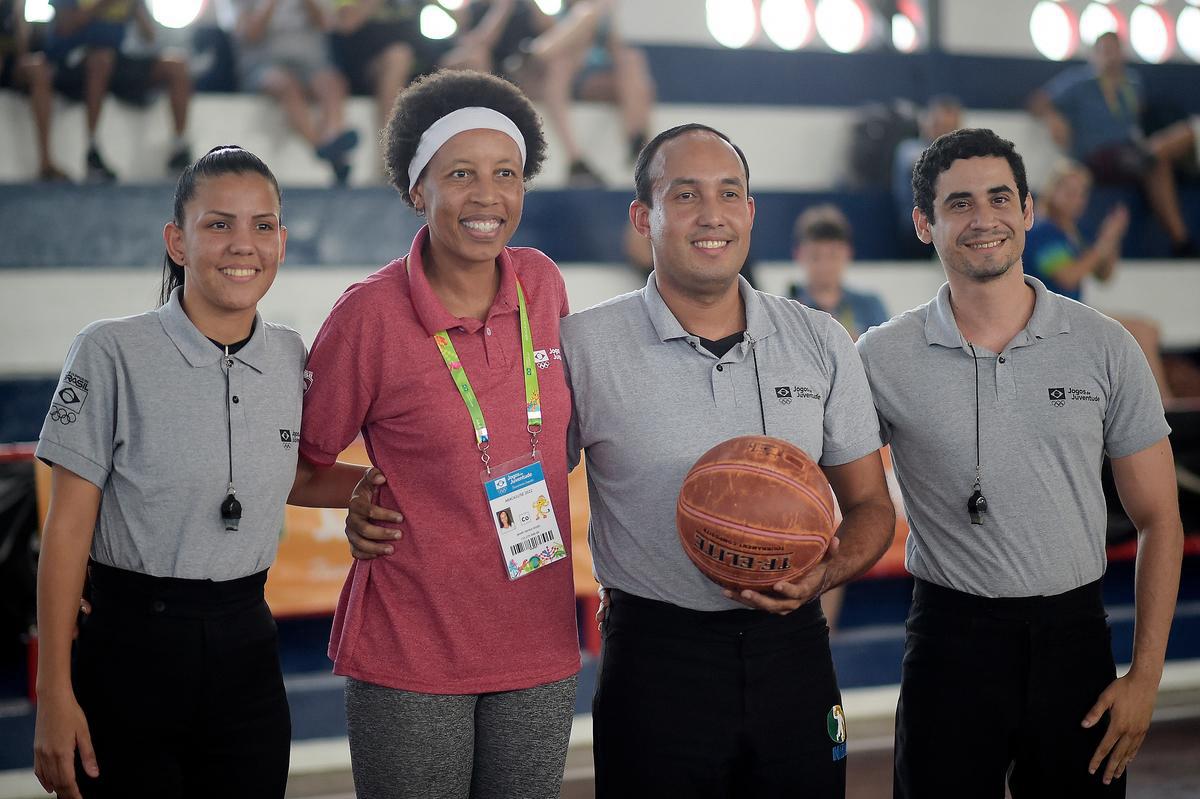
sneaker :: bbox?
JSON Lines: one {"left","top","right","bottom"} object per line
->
{"left": 332, "top": 161, "right": 352, "bottom": 187}
{"left": 166, "top": 143, "right": 192, "bottom": 172}
{"left": 315, "top": 129, "right": 359, "bottom": 164}
{"left": 567, "top": 159, "right": 604, "bottom": 189}
{"left": 86, "top": 147, "right": 116, "bottom": 184}
{"left": 1170, "top": 238, "right": 1197, "bottom": 259}
{"left": 38, "top": 165, "right": 72, "bottom": 183}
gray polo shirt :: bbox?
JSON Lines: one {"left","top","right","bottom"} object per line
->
{"left": 36, "top": 288, "right": 306, "bottom": 581}
{"left": 856, "top": 276, "right": 1169, "bottom": 598}
{"left": 562, "top": 273, "right": 881, "bottom": 612}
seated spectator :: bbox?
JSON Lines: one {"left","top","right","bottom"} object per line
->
{"left": 786, "top": 203, "right": 888, "bottom": 629}
{"left": 1, "top": 0, "right": 69, "bottom": 180}
{"left": 331, "top": 0, "right": 446, "bottom": 129}
{"left": 1027, "top": 158, "right": 1174, "bottom": 401}
{"left": 444, "top": 0, "right": 654, "bottom": 187}
{"left": 892, "top": 94, "right": 961, "bottom": 241}
{"left": 787, "top": 204, "right": 888, "bottom": 340}
{"left": 226, "top": 0, "right": 359, "bottom": 185}
{"left": 1029, "top": 31, "right": 1196, "bottom": 257}
{"left": 46, "top": 0, "right": 192, "bottom": 182}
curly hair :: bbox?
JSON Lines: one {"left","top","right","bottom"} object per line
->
{"left": 911, "top": 128, "right": 1030, "bottom": 223}
{"left": 383, "top": 70, "right": 547, "bottom": 207}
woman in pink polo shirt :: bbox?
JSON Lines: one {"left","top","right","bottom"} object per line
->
{"left": 298, "top": 70, "right": 579, "bottom": 799}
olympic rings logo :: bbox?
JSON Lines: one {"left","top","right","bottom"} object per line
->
{"left": 49, "top": 405, "right": 77, "bottom": 425}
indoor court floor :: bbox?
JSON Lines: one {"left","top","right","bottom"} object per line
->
{"left": 282, "top": 687, "right": 1200, "bottom": 799}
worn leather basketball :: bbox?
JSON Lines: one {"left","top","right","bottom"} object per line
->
{"left": 676, "top": 435, "right": 835, "bottom": 592}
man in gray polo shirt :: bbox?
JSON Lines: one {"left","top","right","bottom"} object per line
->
{"left": 858, "top": 128, "right": 1183, "bottom": 797}
{"left": 562, "top": 124, "right": 895, "bottom": 797}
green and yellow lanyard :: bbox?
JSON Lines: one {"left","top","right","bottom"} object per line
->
{"left": 433, "top": 281, "right": 541, "bottom": 475}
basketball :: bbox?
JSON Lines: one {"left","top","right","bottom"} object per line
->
{"left": 676, "top": 435, "right": 836, "bottom": 592}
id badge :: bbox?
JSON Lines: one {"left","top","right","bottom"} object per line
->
{"left": 482, "top": 453, "right": 568, "bottom": 580}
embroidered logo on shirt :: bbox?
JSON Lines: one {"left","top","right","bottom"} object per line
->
{"left": 303, "top": 370, "right": 314, "bottom": 393}
{"left": 279, "top": 429, "right": 301, "bottom": 449}
{"left": 534, "top": 349, "right": 550, "bottom": 369}
{"left": 49, "top": 372, "right": 90, "bottom": 425}
{"left": 1048, "top": 387, "right": 1099, "bottom": 408}
{"left": 775, "top": 385, "right": 822, "bottom": 405}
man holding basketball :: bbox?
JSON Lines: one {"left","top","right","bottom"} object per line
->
{"left": 345, "top": 123, "right": 896, "bottom": 796}
{"left": 857, "top": 128, "right": 1183, "bottom": 797}
{"left": 561, "top": 124, "right": 895, "bottom": 797}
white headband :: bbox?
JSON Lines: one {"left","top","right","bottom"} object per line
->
{"left": 407, "top": 107, "right": 528, "bottom": 191}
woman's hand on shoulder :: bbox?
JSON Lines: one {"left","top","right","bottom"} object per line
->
{"left": 347, "top": 468, "right": 405, "bottom": 559}
{"left": 33, "top": 689, "right": 98, "bottom": 799}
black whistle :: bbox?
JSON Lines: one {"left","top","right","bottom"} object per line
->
{"left": 967, "top": 489, "right": 987, "bottom": 526}
{"left": 221, "top": 493, "right": 242, "bottom": 532}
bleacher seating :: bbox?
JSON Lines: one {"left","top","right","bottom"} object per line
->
{"left": 3, "top": 42, "right": 1199, "bottom": 446}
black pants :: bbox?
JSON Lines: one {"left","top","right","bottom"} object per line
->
{"left": 894, "top": 578, "right": 1124, "bottom": 799}
{"left": 594, "top": 589, "right": 845, "bottom": 799}
{"left": 73, "top": 561, "right": 291, "bottom": 798}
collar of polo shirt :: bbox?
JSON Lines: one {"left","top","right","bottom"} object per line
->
{"left": 403, "top": 226, "right": 521, "bottom": 337}
{"left": 642, "top": 272, "right": 776, "bottom": 345}
{"left": 923, "top": 275, "right": 1071, "bottom": 352}
{"left": 159, "top": 287, "right": 269, "bottom": 372}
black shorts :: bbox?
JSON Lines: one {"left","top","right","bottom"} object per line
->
{"left": 894, "top": 578, "right": 1123, "bottom": 799}
{"left": 72, "top": 561, "right": 291, "bottom": 799}
{"left": 331, "top": 20, "right": 446, "bottom": 95}
{"left": 1085, "top": 141, "right": 1156, "bottom": 184}
{"left": 0, "top": 52, "right": 18, "bottom": 90}
{"left": 593, "top": 589, "right": 844, "bottom": 799}
{"left": 53, "top": 51, "right": 158, "bottom": 106}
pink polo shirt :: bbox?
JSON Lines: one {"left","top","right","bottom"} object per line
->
{"left": 300, "top": 226, "right": 580, "bottom": 694}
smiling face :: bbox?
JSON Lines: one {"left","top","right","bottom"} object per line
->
{"left": 631, "top": 131, "right": 755, "bottom": 297}
{"left": 915, "top": 155, "right": 1033, "bottom": 284}
{"left": 409, "top": 128, "right": 524, "bottom": 273}
{"left": 164, "top": 171, "right": 285, "bottom": 334}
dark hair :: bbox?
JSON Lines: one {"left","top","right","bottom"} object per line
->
{"left": 160, "top": 145, "right": 282, "bottom": 306}
{"left": 633, "top": 123, "right": 751, "bottom": 207}
{"left": 383, "top": 70, "right": 547, "bottom": 207}
{"left": 911, "top": 128, "right": 1029, "bottom": 223}
{"left": 794, "top": 204, "right": 852, "bottom": 247}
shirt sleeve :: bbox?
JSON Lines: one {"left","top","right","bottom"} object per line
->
{"left": 819, "top": 318, "right": 882, "bottom": 466}
{"left": 299, "top": 313, "right": 376, "bottom": 467}
{"left": 862, "top": 293, "right": 890, "bottom": 332}
{"left": 1025, "top": 225, "right": 1075, "bottom": 282}
{"left": 1103, "top": 324, "right": 1170, "bottom": 458}
{"left": 855, "top": 331, "right": 893, "bottom": 447}
{"left": 35, "top": 333, "right": 117, "bottom": 490}
{"left": 1043, "top": 67, "right": 1082, "bottom": 114}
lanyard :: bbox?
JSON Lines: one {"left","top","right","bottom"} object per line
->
{"left": 433, "top": 280, "right": 540, "bottom": 474}
{"left": 1099, "top": 75, "right": 1138, "bottom": 122}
